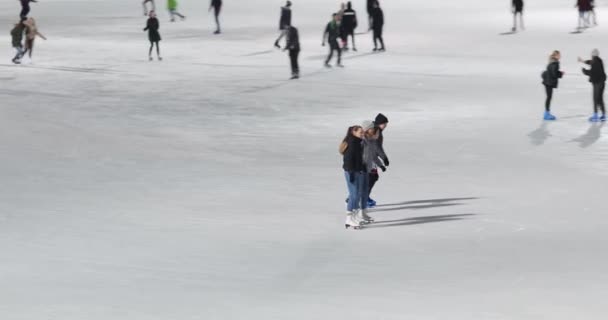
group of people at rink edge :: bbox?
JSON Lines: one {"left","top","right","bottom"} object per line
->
{"left": 340, "top": 114, "right": 389, "bottom": 230}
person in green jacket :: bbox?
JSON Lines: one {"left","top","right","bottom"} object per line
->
{"left": 167, "top": 0, "right": 186, "bottom": 22}
{"left": 322, "top": 13, "right": 343, "bottom": 68}
{"left": 11, "top": 18, "right": 27, "bottom": 64}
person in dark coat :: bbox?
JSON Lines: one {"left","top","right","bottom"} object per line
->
{"left": 275, "top": 23, "right": 300, "bottom": 79}
{"left": 576, "top": 0, "right": 592, "bottom": 29}
{"left": 341, "top": 2, "right": 358, "bottom": 51}
{"left": 11, "top": 18, "right": 27, "bottom": 64}
{"left": 541, "top": 50, "right": 564, "bottom": 120}
{"left": 579, "top": 49, "right": 607, "bottom": 121}
{"left": 20, "top": 0, "right": 36, "bottom": 19}
{"left": 512, "top": 0, "right": 524, "bottom": 32}
{"left": 144, "top": 11, "right": 162, "bottom": 61}
{"left": 340, "top": 125, "right": 366, "bottom": 229}
{"left": 371, "top": 1, "right": 385, "bottom": 51}
{"left": 279, "top": 1, "right": 292, "bottom": 31}
{"left": 209, "top": 0, "right": 222, "bottom": 34}
{"left": 322, "top": 13, "right": 343, "bottom": 68}
{"left": 366, "top": 0, "right": 374, "bottom": 31}
{"left": 367, "top": 114, "right": 388, "bottom": 207}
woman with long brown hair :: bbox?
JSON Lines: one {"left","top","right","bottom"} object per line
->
{"left": 340, "top": 125, "right": 365, "bottom": 229}
{"left": 541, "top": 50, "right": 564, "bottom": 120}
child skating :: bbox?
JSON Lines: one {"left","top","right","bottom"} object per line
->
{"left": 541, "top": 50, "right": 564, "bottom": 120}
{"left": 144, "top": 11, "right": 162, "bottom": 61}
{"left": 168, "top": 0, "right": 186, "bottom": 22}
{"left": 579, "top": 49, "right": 606, "bottom": 122}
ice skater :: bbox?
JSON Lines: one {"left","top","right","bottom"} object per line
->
{"left": 367, "top": 0, "right": 374, "bottom": 31}
{"left": 279, "top": 1, "right": 292, "bottom": 31}
{"left": 341, "top": 2, "right": 358, "bottom": 51}
{"left": 10, "top": 18, "right": 27, "bottom": 64}
{"left": 274, "top": 23, "right": 300, "bottom": 79}
{"left": 209, "top": 0, "right": 222, "bottom": 34}
{"left": 144, "top": 11, "right": 162, "bottom": 61}
{"left": 579, "top": 49, "right": 606, "bottom": 122}
{"left": 590, "top": 0, "right": 598, "bottom": 26}
{"left": 340, "top": 125, "right": 367, "bottom": 229}
{"left": 512, "top": 0, "right": 524, "bottom": 32}
{"left": 371, "top": 1, "right": 385, "bottom": 51}
{"left": 368, "top": 113, "right": 389, "bottom": 207}
{"left": 576, "top": 0, "right": 592, "bottom": 29}
{"left": 19, "top": 0, "right": 37, "bottom": 18}
{"left": 22, "top": 17, "right": 46, "bottom": 61}
{"left": 322, "top": 13, "right": 343, "bottom": 68}
{"left": 143, "top": 0, "right": 156, "bottom": 16}
{"left": 361, "top": 121, "right": 387, "bottom": 220}
{"left": 167, "top": 0, "right": 185, "bottom": 22}
{"left": 541, "top": 50, "right": 564, "bottom": 120}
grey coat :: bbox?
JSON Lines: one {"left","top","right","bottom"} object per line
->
{"left": 363, "top": 135, "right": 387, "bottom": 173}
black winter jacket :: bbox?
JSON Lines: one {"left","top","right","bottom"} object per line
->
{"left": 279, "top": 6, "right": 291, "bottom": 30}
{"left": 542, "top": 61, "right": 563, "bottom": 88}
{"left": 342, "top": 8, "right": 357, "bottom": 31}
{"left": 324, "top": 21, "right": 341, "bottom": 43}
{"left": 343, "top": 136, "right": 365, "bottom": 173}
{"left": 371, "top": 7, "right": 384, "bottom": 29}
{"left": 582, "top": 57, "right": 607, "bottom": 83}
{"left": 144, "top": 17, "right": 161, "bottom": 42}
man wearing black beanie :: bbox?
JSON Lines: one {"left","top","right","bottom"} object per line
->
{"left": 368, "top": 113, "right": 389, "bottom": 207}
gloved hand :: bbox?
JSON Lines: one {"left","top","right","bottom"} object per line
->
{"left": 380, "top": 166, "right": 387, "bottom": 172}
{"left": 349, "top": 172, "right": 356, "bottom": 183}
{"left": 383, "top": 157, "right": 389, "bottom": 167}
{"left": 274, "top": 41, "right": 281, "bottom": 49}
{"left": 322, "top": 42, "right": 325, "bottom": 47}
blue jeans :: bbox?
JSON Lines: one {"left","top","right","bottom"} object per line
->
{"left": 344, "top": 171, "right": 369, "bottom": 211}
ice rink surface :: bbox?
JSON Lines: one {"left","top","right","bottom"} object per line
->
{"left": 1, "top": 0, "right": 608, "bottom": 319}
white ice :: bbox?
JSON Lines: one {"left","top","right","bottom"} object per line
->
{"left": 1, "top": 0, "right": 608, "bottom": 319}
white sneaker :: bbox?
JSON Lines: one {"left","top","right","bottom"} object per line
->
{"left": 345, "top": 212, "right": 361, "bottom": 229}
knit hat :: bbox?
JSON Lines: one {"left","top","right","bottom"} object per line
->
{"left": 362, "top": 120, "right": 375, "bottom": 131}
{"left": 374, "top": 113, "right": 389, "bottom": 125}
{"left": 592, "top": 48, "right": 600, "bottom": 57}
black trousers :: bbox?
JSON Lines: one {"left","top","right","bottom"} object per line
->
{"left": 368, "top": 171, "right": 379, "bottom": 198}
{"left": 326, "top": 41, "right": 341, "bottom": 65}
{"left": 545, "top": 85, "right": 553, "bottom": 112}
{"left": 20, "top": 5, "right": 30, "bottom": 18}
{"left": 593, "top": 82, "right": 606, "bottom": 114}
{"left": 289, "top": 49, "right": 299, "bottom": 75}
{"left": 214, "top": 5, "right": 221, "bottom": 30}
{"left": 373, "top": 26, "right": 384, "bottom": 49}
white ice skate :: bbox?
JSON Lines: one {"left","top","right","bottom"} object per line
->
{"left": 360, "top": 209, "right": 375, "bottom": 223}
{"left": 345, "top": 212, "right": 362, "bottom": 230}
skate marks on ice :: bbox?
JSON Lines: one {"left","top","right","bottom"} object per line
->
{"left": 0, "top": 63, "right": 123, "bottom": 75}
{"left": 364, "top": 213, "right": 476, "bottom": 229}
{"left": 241, "top": 50, "right": 275, "bottom": 57}
{"left": 570, "top": 122, "right": 605, "bottom": 148}
{"left": 238, "top": 68, "right": 333, "bottom": 94}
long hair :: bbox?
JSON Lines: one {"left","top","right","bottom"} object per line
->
{"left": 549, "top": 50, "right": 560, "bottom": 63}
{"left": 339, "top": 125, "right": 362, "bottom": 155}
